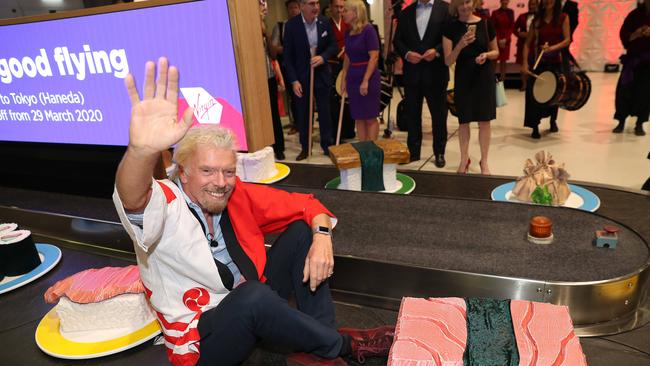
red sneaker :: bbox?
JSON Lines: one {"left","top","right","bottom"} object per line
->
{"left": 338, "top": 325, "right": 395, "bottom": 363}
{"left": 286, "top": 353, "right": 348, "bottom": 366}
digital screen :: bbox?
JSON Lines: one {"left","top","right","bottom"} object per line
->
{"left": 0, "top": 0, "right": 247, "bottom": 149}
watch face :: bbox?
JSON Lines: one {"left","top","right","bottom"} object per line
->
{"left": 315, "top": 226, "right": 332, "bottom": 235}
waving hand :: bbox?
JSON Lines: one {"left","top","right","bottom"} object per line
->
{"left": 116, "top": 57, "right": 194, "bottom": 212}
{"left": 125, "top": 57, "right": 194, "bottom": 154}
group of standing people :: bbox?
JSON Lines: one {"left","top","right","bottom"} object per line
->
{"left": 263, "top": 0, "right": 384, "bottom": 162}
{"left": 486, "top": 0, "right": 578, "bottom": 140}
{"left": 392, "top": 0, "right": 583, "bottom": 171}
{"left": 264, "top": 0, "right": 644, "bottom": 173}
{"left": 395, "top": 0, "right": 499, "bottom": 174}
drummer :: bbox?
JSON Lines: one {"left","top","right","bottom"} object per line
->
{"left": 521, "top": 0, "right": 571, "bottom": 139}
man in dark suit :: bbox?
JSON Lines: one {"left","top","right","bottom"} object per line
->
{"left": 394, "top": 0, "right": 450, "bottom": 167}
{"left": 283, "top": 0, "right": 338, "bottom": 161}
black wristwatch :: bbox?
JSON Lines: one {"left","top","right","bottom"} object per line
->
{"left": 313, "top": 226, "right": 332, "bottom": 236}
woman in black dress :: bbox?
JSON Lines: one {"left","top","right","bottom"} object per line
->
{"left": 443, "top": 0, "right": 499, "bottom": 175}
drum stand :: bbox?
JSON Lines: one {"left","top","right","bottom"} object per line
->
{"left": 307, "top": 48, "right": 316, "bottom": 157}
{"left": 336, "top": 92, "right": 346, "bottom": 145}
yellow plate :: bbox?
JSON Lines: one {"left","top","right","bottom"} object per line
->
{"left": 257, "top": 163, "right": 290, "bottom": 184}
{"left": 35, "top": 308, "right": 161, "bottom": 359}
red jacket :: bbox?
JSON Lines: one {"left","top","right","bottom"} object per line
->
{"left": 491, "top": 7, "right": 515, "bottom": 41}
{"left": 227, "top": 177, "right": 335, "bottom": 280}
{"left": 330, "top": 17, "right": 349, "bottom": 59}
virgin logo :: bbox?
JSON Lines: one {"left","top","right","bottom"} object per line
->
{"left": 194, "top": 93, "right": 218, "bottom": 120}
{"left": 183, "top": 287, "right": 210, "bottom": 312}
{"left": 180, "top": 87, "right": 223, "bottom": 125}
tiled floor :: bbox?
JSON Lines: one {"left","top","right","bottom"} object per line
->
{"left": 280, "top": 72, "right": 649, "bottom": 190}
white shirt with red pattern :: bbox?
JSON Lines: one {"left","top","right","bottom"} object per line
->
{"left": 114, "top": 179, "right": 228, "bottom": 365}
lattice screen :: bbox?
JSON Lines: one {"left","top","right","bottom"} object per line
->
{"left": 482, "top": 0, "right": 637, "bottom": 70}
{"left": 571, "top": 0, "right": 636, "bottom": 70}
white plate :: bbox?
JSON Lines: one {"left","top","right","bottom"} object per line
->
{"left": 325, "top": 173, "right": 416, "bottom": 194}
{"left": 491, "top": 182, "right": 601, "bottom": 212}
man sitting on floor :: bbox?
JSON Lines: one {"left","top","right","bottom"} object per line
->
{"left": 112, "top": 57, "right": 393, "bottom": 366}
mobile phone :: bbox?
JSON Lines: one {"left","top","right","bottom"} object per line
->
{"left": 467, "top": 24, "right": 477, "bottom": 35}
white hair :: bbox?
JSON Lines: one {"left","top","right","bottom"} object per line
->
{"left": 169, "top": 126, "right": 237, "bottom": 181}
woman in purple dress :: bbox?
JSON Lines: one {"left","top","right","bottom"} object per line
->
{"left": 341, "top": 0, "right": 381, "bottom": 141}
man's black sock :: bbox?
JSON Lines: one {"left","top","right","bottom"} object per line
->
{"left": 338, "top": 334, "right": 352, "bottom": 356}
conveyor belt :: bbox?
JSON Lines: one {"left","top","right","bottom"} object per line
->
{"left": 0, "top": 164, "right": 648, "bottom": 351}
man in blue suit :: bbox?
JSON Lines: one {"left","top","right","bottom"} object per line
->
{"left": 283, "top": 0, "right": 338, "bottom": 160}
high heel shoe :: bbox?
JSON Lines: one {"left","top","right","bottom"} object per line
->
{"left": 479, "top": 160, "right": 491, "bottom": 175}
{"left": 457, "top": 158, "right": 471, "bottom": 174}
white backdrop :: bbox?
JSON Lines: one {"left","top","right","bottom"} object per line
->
{"left": 570, "top": 0, "right": 636, "bottom": 70}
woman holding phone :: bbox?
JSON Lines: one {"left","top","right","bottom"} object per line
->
{"left": 443, "top": 0, "right": 499, "bottom": 175}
